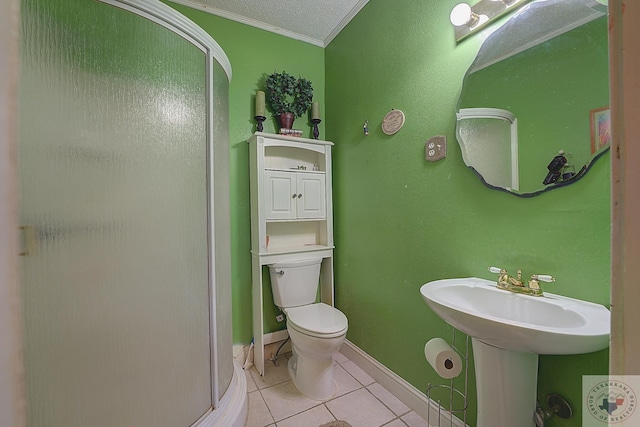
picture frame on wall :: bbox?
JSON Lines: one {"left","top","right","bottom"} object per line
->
{"left": 590, "top": 107, "right": 611, "bottom": 154}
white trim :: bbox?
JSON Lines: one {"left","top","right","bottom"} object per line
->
{"left": 510, "top": 117, "right": 519, "bottom": 192}
{"left": 457, "top": 107, "right": 515, "bottom": 122}
{"left": 100, "top": 0, "right": 232, "bottom": 80}
{"left": 340, "top": 340, "right": 469, "bottom": 427}
{"left": 324, "top": 0, "right": 370, "bottom": 46}
{"left": 233, "top": 344, "right": 247, "bottom": 360}
{"left": 165, "top": 0, "right": 370, "bottom": 48}
{"left": 264, "top": 330, "right": 289, "bottom": 345}
{"left": 167, "top": 0, "right": 324, "bottom": 47}
{"left": 207, "top": 46, "right": 220, "bottom": 406}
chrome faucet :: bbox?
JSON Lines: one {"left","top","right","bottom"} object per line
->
{"left": 489, "top": 267, "right": 555, "bottom": 297}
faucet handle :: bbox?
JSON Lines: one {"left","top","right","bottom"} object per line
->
{"left": 528, "top": 274, "right": 555, "bottom": 294}
{"left": 534, "top": 274, "right": 555, "bottom": 283}
{"left": 490, "top": 267, "right": 511, "bottom": 289}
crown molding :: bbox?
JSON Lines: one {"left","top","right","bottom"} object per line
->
{"left": 324, "top": 0, "right": 369, "bottom": 46}
{"left": 167, "top": 0, "right": 325, "bottom": 47}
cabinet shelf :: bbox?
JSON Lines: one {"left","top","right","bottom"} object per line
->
{"left": 252, "top": 244, "right": 335, "bottom": 257}
{"left": 265, "top": 167, "right": 325, "bottom": 174}
{"left": 266, "top": 217, "right": 327, "bottom": 223}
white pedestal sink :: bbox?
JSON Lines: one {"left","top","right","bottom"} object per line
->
{"left": 420, "top": 277, "right": 610, "bottom": 427}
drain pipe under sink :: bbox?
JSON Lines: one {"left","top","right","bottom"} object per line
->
{"left": 535, "top": 394, "right": 573, "bottom": 426}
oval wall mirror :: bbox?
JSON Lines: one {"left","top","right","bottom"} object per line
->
{"left": 456, "top": 0, "right": 610, "bottom": 196}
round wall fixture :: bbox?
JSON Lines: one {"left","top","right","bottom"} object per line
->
{"left": 381, "top": 109, "right": 405, "bottom": 135}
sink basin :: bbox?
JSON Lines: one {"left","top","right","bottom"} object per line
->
{"left": 420, "top": 277, "right": 610, "bottom": 427}
{"left": 420, "top": 277, "right": 610, "bottom": 354}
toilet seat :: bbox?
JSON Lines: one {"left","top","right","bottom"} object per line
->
{"left": 285, "top": 303, "right": 348, "bottom": 338}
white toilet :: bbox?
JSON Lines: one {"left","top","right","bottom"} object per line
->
{"left": 268, "top": 258, "right": 348, "bottom": 400}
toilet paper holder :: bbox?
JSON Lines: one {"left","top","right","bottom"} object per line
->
{"left": 424, "top": 329, "right": 470, "bottom": 427}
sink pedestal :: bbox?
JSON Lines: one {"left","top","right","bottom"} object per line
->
{"left": 420, "top": 278, "right": 610, "bottom": 426}
{"left": 473, "top": 338, "right": 538, "bottom": 427}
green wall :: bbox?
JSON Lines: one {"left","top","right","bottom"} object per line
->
{"left": 325, "top": 1, "right": 610, "bottom": 426}
{"left": 167, "top": 1, "right": 610, "bottom": 425}
{"left": 164, "top": 1, "right": 326, "bottom": 340}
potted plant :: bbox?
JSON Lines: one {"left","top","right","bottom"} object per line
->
{"left": 265, "top": 71, "right": 313, "bottom": 129}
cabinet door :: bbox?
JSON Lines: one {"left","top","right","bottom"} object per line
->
{"left": 296, "top": 173, "right": 326, "bottom": 219}
{"left": 264, "top": 170, "right": 296, "bottom": 219}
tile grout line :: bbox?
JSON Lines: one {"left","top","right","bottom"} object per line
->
{"left": 254, "top": 351, "right": 426, "bottom": 427}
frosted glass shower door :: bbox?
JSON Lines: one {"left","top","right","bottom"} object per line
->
{"left": 19, "top": 1, "right": 214, "bottom": 426}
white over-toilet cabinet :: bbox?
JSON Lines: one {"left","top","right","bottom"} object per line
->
{"left": 249, "top": 132, "right": 335, "bottom": 376}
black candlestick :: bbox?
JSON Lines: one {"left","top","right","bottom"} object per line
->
{"left": 311, "top": 118, "right": 322, "bottom": 140}
{"left": 254, "top": 115, "right": 266, "bottom": 133}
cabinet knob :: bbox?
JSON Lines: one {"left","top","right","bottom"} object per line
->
{"left": 298, "top": 194, "right": 303, "bottom": 198}
{"left": 292, "top": 194, "right": 297, "bottom": 198}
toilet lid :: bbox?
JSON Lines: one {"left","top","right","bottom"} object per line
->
{"left": 286, "top": 303, "right": 348, "bottom": 337}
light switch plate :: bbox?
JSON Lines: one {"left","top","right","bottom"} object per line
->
{"left": 425, "top": 135, "right": 447, "bottom": 161}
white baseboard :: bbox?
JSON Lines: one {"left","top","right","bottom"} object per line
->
{"left": 263, "top": 329, "right": 289, "bottom": 345}
{"left": 340, "top": 340, "right": 468, "bottom": 427}
{"left": 233, "top": 330, "right": 288, "bottom": 360}
{"left": 232, "top": 344, "right": 246, "bottom": 360}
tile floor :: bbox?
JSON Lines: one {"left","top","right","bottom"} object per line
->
{"left": 244, "top": 349, "right": 430, "bottom": 427}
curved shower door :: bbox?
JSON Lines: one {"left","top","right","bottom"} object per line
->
{"left": 18, "top": 0, "right": 230, "bottom": 426}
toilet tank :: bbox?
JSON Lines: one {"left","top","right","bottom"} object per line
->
{"left": 268, "top": 258, "right": 322, "bottom": 308}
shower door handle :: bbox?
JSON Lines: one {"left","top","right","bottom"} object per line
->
{"left": 19, "top": 225, "right": 38, "bottom": 256}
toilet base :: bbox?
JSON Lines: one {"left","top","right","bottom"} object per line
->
{"left": 288, "top": 349, "right": 336, "bottom": 401}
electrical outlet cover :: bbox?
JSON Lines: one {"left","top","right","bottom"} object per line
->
{"left": 425, "top": 135, "right": 447, "bottom": 161}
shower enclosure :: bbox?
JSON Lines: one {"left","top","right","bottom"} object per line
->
{"left": 18, "top": 0, "right": 246, "bottom": 426}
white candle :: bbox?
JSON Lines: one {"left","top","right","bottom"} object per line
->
{"left": 311, "top": 102, "right": 320, "bottom": 120}
{"left": 255, "top": 90, "right": 265, "bottom": 117}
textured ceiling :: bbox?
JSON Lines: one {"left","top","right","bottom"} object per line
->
{"left": 170, "top": 0, "right": 369, "bottom": 47}
{"left": 470, "top": 0, "right": 607, "bottom": 73}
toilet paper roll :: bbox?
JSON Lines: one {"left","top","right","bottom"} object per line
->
{"left": 424, "top": 338, "right": 462, "bottom": 379}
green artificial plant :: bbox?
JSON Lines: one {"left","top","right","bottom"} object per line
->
{"left": 265, "top": 71, "right": 313, "bottom": 118}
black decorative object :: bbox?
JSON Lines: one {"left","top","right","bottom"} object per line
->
{"left": 311, "top": 118, "right": 321, "bottom": 140}
{"left": 254, "top": 115, "right": 266, "bottom": 133}
{"left": 543, "top": 150, "right": 568, "bottom": 185}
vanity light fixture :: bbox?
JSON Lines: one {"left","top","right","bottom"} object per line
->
{"left": 450, "top": 0, "right": 532, "bottom": 42}
{"left": 450, "top": 3, "right": 480, "bottom": 27}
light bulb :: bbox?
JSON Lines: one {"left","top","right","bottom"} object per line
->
{"left": 450, "top": 3, "right": 479, "bottom": 27}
